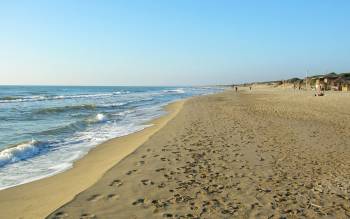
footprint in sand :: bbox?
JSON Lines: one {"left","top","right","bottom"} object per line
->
{"left": 132, "top": 198, "right": 145, "bottom": 206}
{"left": 87, "top": 194, "right": 103, "bottom": 202}
{"left": 109, "top": 179, "right": 123, "bottom": 187}
{"left": 141, "top": 179, "right": 154, "bottom": 186}
{"left": 126, "top": 169, "right": 137, "bottom": 175}
{"left": 163, "top": 213, "right": 173, "bottom": 218}
{"left": 106, "top": 193, "right": 119, "bottom": 200}
{"left": 80, "top": 213, "right": 97, "bottom": 219}
{"left": 160, "top": 157, "right": 168, "bottom": 161}
{"left": 136, "top": 161, "right": 145, "bottom": 166}
{"left": 158, "top": 182, "right": 166, "bottom": 188}
{"left": 52, "top": 211, "right": 68, "bottom": 218}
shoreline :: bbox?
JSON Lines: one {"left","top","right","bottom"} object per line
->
{"left": 0, "top": 98, "right": 187, "bottom": 219}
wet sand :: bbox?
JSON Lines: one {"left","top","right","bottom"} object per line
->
{"left": 48, "top": 88, "right": 350, "bottom": 219}
{"left": 0, "top": 100, "right": 185, "bottom": 219}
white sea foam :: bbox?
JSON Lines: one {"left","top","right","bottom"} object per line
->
{"left": 100, "top": 102, "right": 128, "bottom": 107}
{"left": 95, "top": 113, "right": 107, "bottom": 122}
{"left": 113, "top": 109, "right": 136, "bottom": 116}
{"left": 163, "top": 88, "right": 186, "bottom": 94}
{"left": 0, "top": 139, "right": 40, "bottom": 167}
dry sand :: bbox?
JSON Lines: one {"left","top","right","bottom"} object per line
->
{"left": 47, "top": 88, "right": 350, "bottom": 219}
{"left": 0, "top": 100, "right": 185, "bottom": 219}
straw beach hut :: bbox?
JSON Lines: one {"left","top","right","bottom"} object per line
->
{"left": 333, "top": 78, "right": 350, "bottom": 91}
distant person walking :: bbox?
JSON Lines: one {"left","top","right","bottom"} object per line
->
{"left": 235, "top": 87, "right": 238, "bottom": 92}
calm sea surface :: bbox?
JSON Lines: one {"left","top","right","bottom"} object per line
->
{"left": 0, "top": 86, "right": 222, "bottom": 189}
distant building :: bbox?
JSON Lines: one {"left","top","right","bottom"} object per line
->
{"left": 343, "top": 84, "right": 350, "bottom": 91}
{"left": 307, "top": 73, "right": 350, "bottom": 91}
{"left": 333, "top": 78, "right": 350, "bottom": 91}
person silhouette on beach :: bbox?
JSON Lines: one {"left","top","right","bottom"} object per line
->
{"left": 235, "top": 87, "right": 238, "bottom": 92}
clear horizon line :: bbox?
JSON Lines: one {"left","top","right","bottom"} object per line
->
{"left": 0, "top": 83, "right": 224, "bottom": 87}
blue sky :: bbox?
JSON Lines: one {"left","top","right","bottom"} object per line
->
{"left": 1, "top": 0, "right": 349, "bottom": 86}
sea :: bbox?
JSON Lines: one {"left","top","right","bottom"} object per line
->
{"left": 0, "top": 86, "right": 222, "bottom": 189}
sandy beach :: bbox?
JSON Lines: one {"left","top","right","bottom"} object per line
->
{"left": 42, "top": 88, "right": 350, "bottom": 219}
{"left": 0, "top": 100, "right": 185, "bottom": 219}
{"left": 2, "top": 88, "right": 350, "bottom": 219}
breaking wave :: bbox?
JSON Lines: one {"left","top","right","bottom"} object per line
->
{"left": 37, "top": 114, "right": 109, "bottom": 136}
{"left": 0, "top": 140, "right": 43, "bottom": 167}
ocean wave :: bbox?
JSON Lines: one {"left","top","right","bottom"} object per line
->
{"left": 0, "top": 91, "right": 130, "bottom": 103}
{"left": 0, "top": 140, "right": 42, "bottom": 167}
{"left": 38, "top": 113, "right": 109, "bottom": 136}
{"left": 0, "top": 95, "right": 46, "bottom": 103}
{"left": 35, "top": 104, "right": 97, "bottom": 114}
{"left": 38, "top": 121, "right": 87, "bottom": 136}
{"left": 99, "top": 102, "right": 128, "bottom": 108}
{"left": 0, "top": 96, "right": 20, "bottom": 101}
{"left": 3, "top": 113, "right": 110, "bottom": 168}
{"left": 99, "top": 98, "right": 154, "bottom": 109}
{"left": 34, "top": 102, "right": 130, "bottom": 115}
